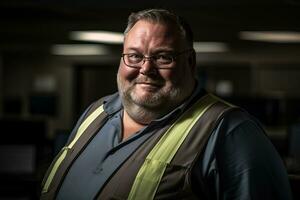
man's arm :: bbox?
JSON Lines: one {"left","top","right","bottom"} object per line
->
{"left": 216, "top": 119, "right": 292, "bottom": 200}
{"left": 192, "top": 111, "right": 292, "bottom": 200}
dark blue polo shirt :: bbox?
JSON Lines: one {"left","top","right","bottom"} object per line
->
{"left": 56, "top": 85, "right": 292, "bottom": 200}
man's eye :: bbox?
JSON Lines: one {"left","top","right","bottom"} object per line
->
{"left": 156, "top": 54, "right": 173, "bottom": 62}
{"left": 127, "top": 54, "right": 143, "bottom": 63}
{"left": 128, "top": 54, "right": 142, "bottom": 59}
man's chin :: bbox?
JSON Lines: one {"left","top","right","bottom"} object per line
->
{"left": 131, "top": 89, "right": 156, "bottom": 100}
{"left": 131, "top": 98, "right": 160, "bottom": 108}
{"left": 130, "top": 93, "right": 163, "bottom": 108}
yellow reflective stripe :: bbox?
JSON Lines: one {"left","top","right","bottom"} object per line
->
{"left": 42, "top": 147, "right": 69, "bottom": 193}
{"left": 68, "top": 105, "right": 104, "bottom": 149}
{"left": 148, "top": 95, "right": 217, "bottom": 162}
{"left": 128, "top": 159, "right": 168, "bottom": 199}
{"left": 42, "top": 105, "right": 104, "bottom": 193}
{"left": 128, "top": 94, "right": 218, "bottom": 200}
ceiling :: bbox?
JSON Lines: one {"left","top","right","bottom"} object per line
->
{"left": 1, "top": 0, "right": 300, "bottom": 58}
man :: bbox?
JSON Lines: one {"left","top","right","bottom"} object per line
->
{"left": 41, "top": 9, "right": 292, "bottom": 200}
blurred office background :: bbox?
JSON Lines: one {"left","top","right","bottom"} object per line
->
{"left": 1, "top": 0, "right": 300, "bottom": 199}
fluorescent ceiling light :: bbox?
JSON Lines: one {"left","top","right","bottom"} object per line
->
{"left": 193, "top": 42, "right": 229, "bottom": 52}
{"left": 51, "top": 44, "right": 110, "bottom": 56}
{"left": 70, "top": 31, "right": 124, "bottom": 44}
{"left": 239, "top": 31, "right": 300, "bottom": 43}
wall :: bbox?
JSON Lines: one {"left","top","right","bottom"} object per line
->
{"left": 2, "top": 56, "right": 74, "bottom": 139}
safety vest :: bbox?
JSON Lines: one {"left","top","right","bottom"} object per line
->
{"left": 41, "top": 93, "right": 236, "bottom": 200}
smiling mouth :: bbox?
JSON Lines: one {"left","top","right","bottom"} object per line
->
{"left": 136, "top": 82, "right": 162, "bottom": 87}
{"left": 138, "top": 82, "right": 159, "bottom": 85}
{"left": 135, "top": 82, "right": 163, "bottom": 91}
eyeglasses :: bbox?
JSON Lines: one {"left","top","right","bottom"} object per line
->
{"left": 121, "top": 49, "right": 192, "bottom": 69}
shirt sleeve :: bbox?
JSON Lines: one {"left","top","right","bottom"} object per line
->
{"left": 192, "top": 110, "right": 293, "bottom": 200}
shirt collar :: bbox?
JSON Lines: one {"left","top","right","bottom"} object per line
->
{"left": 102, "top": 92, "right": 122, "bottom": 115}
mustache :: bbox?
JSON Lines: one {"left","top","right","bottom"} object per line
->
{"left": 134, "top": 77, "right": 164, "bottom": 85}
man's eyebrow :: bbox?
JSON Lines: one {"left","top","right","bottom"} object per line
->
{"left": 124, "top": 47, "right": 141, "bottom": 52}
{"left": 153, "top": 49, "right": 176, "bottom": 54}
{"left": 148, "top": 46, "right": 174, "bottom": 53}
{"left": 124, "top": 47, "right": 176, "bottom": 54}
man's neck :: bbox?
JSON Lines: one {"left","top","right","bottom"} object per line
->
{"left": 122, "top": 110, "right": 146, "bottom": 141}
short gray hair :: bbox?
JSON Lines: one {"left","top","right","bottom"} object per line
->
{"left": 124, "top": 9, "right": 194, "bottom": 48}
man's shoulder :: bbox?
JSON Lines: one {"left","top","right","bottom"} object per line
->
{"left": 195, "top": 93, "right": 261, "bottom": 136}
{"left": 192, "top": 92, "right": 246, "bottom": 124}
{"left": 214, "top": 104, "right": 264, "bottom": 139}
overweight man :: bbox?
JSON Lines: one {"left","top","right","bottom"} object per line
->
{"left": 41, "top": 9, "right": 292, "bottom": 200}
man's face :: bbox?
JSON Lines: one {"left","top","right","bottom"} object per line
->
{"left": 117, "top": 20, "right": 196, "bottom": 123}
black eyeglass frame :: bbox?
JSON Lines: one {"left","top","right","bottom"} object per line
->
{"left": 121, "top": 49, "right": 193, "bottom": 69}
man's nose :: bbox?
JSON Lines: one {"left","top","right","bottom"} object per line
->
{"left": 139, "top": 58, "right": 157, "bottom": 75}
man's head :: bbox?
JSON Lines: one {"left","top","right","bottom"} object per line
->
{"left": 124, "top": 9, "right": 194, "bottom": 49}
{"left": 117, "top": 9, "right": 197, "bottom": 124}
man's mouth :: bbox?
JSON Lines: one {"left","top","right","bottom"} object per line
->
{"left": 134, "top": 81, "right": 163, "bottom": 92}
{"left": 136, "top": 81, "right": 161, "bottom": 86}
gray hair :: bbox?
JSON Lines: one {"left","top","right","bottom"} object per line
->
{"left": 124, "top": 9, "right": 194, "bottom": 48}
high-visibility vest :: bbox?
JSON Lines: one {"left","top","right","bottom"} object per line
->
{"left": 41, "top": 93, "right": 236, "bottom": 200}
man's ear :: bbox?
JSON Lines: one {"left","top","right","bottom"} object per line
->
{"left": 188, "top": 49, "right": 196, "bottom": 73}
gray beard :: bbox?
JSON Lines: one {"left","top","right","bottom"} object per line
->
{"left": 117, "top": 76, "right": 183, "bottom": 124}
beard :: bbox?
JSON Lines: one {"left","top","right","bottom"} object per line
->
{"left": 117, "top": 73, "right": 185, "bottom": 124}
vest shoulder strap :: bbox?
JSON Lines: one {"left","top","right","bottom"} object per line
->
{"left": 41, "top": 97, "right": 107, "bottom": 199}
{"left": 97, "top": 94, "right": 236, "bottom": 200}
{"left": 127, "top": 93, "right": 234, "bottom": 200}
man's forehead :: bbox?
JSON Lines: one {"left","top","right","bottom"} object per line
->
{"left": 124, "top": 20, "right": 183, "bottom": 47}
{"left": 128, "top": 20, "right": 181, "bottom": 36}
